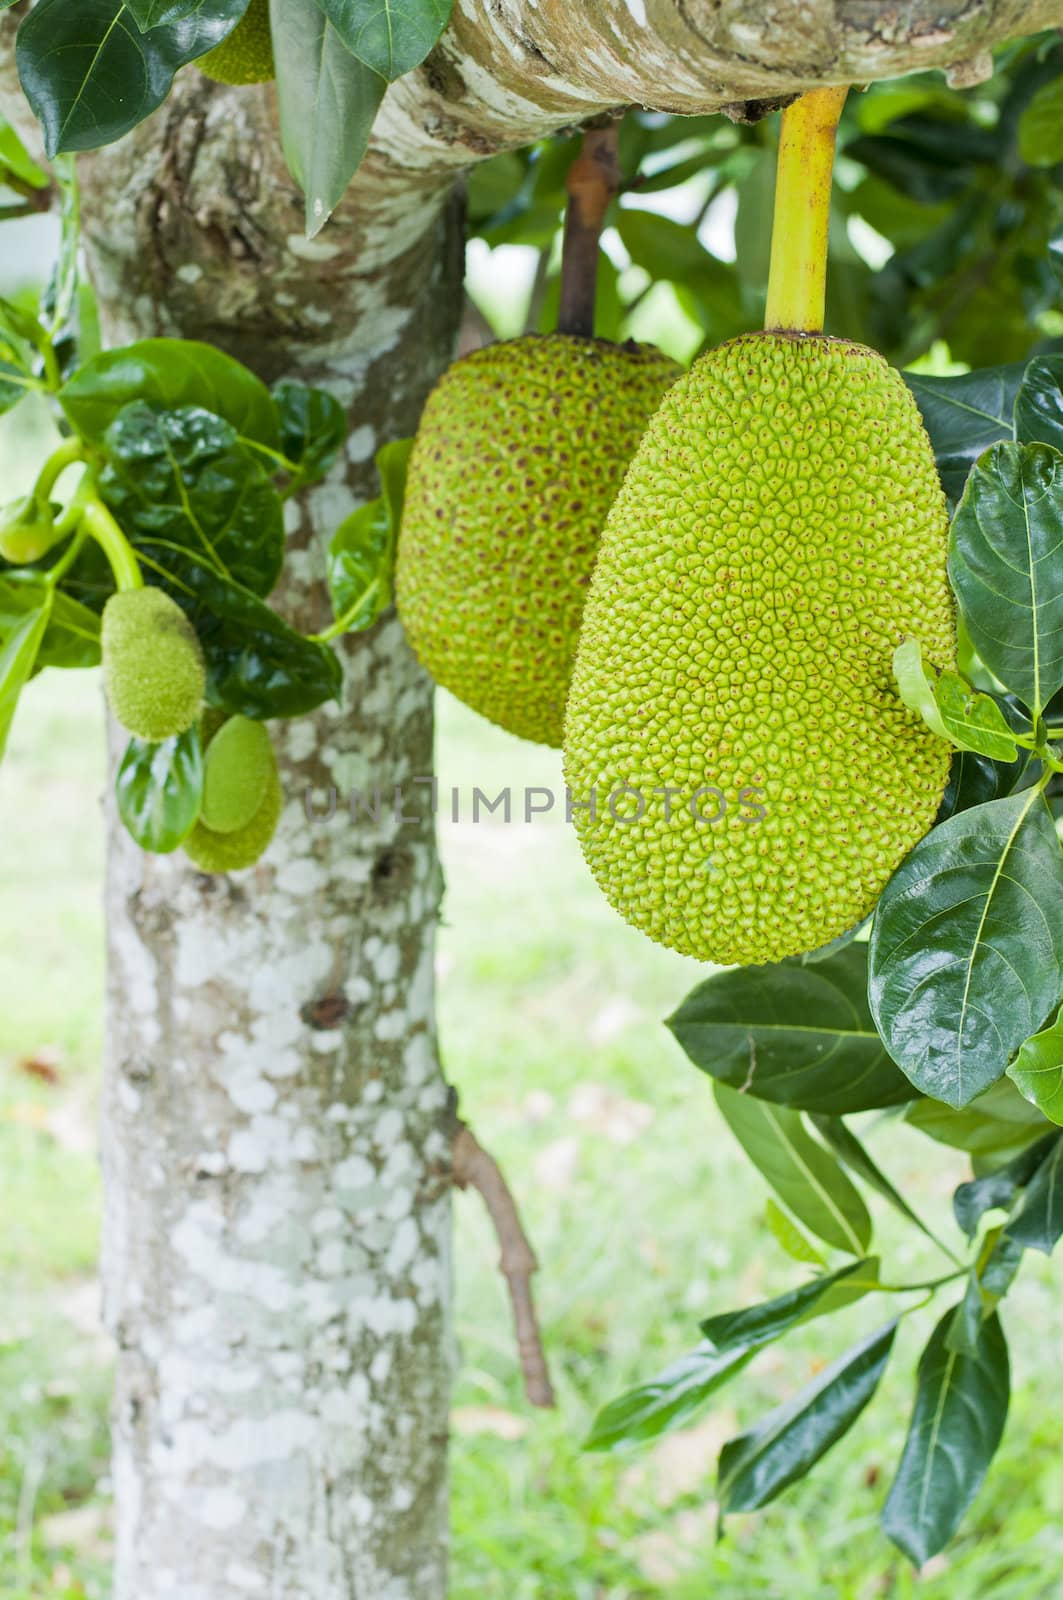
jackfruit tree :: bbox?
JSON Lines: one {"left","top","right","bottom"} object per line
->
{"left": 1, "top": 2, "right": 1063, "bottom": 1595}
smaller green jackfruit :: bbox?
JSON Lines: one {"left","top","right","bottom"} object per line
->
{"left": 201, "top": 715, "right": 276, "bottom": 833}
{"left": 197, "top": 0, "right": 275, "bottom": 85}
{"left": 0, "top": 495, "right": 59, "bottom": 564}
{"left": 102, "top": 588, "right": 206, "bottom": 742}
{"left": 183, "top": 765, "right": 283, "bottom": 872}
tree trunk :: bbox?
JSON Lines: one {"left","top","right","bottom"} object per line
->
{"left": 80, "top": 75, "right": 463, "bottom": 1600}
{"left": 3, "top": 3, "right": 1061, "bottom": 1595}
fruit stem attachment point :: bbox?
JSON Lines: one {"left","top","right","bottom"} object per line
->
{"left": 81, "top": 498, "right": 143, "bottom": 593}
{"left": 557, "top": 124, "right": 620, "bottom": 339}
{"left": 764, "top": 86, "right": 849, "bottom": 334}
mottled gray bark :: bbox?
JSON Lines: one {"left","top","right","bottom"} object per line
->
{"left": 1, "top": 2, "right": 1061, "bottom": 1596}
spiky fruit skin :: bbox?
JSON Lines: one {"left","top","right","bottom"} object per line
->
{"left": 183, "top": 764, "right": 282, "bottom": 872}
{"left": 201, "top": 714, "right": 276, "bottom": 833}
{"left": 197, "top": 0, "right": 274, "bottom": 85}
{"left": 102, "top": 588, "right": 206, "bottom": 742}
{"left": 563, "top": 332, "right": 955, "bottom": 966}
{"left": 395, "top": 334, "right": 681, "bottom": 747}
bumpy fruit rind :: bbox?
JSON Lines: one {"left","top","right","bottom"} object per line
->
{"left": 201, "top": 714, "right": 276, "bottom": 833}
{"left": 396, "top": 333, "right": 681, "bottom": 747}
{"left": 562, "top": 331, "right": 955, "bottom": 967}
{"left": 102, "top": 587, "right": 206, "bottom": 742}
{"left": 197, "top": 0, "right": 275, "bottom": 85}
{"left": 183, "top": 763, "right": 283, "bottom": 872}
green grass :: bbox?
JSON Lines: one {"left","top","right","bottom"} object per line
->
{"left": 3, "top": 670, "right": 1063, "bottom": 1598}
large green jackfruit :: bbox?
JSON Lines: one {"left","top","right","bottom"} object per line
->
{"left": 197, "top": 0, "right": 275, "bottom": 85}
{"left": 102, "top": 587, "right": 205, "bottom": 743}
{"left": 396, "top": 334, "right": 680, "bottom": 747}
{"left": 563, "top": 332, "right": 955, "bottom": 966}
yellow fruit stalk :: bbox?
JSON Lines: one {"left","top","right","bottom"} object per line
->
{"left": 562, "top": 88, "right": 955, "bottom": 966}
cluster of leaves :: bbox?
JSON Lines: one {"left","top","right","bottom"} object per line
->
{"left": 9, "top": 0, "right": 453, "bottom": 234}
{"left": 0, "top": 212, "right": 404, "bottom": 850}
{"left": 589, "top": 352, "right": 1063, "bottom": 1562}
{"left": 467, "top": 34, "right": 1063, "bottom": 372}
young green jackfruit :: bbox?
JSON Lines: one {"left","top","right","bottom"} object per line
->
{"left": 396, "top": 334, "right": 681, "bottom": 747}
{"left": 0, "top": 495, "right": 59, "bottom": 564}
{"left": 200, "top": 714, "right": 276, "bottom": 833}
{"left": 102, "top": 588, "right": 206, "bottom": 742}
{"left": 563, "top": 332, "right": 955, "bottom": 967}
{"left": 197, "top": 0, "right": 275, "bottom": 85}
{"left": 183, "top": 764, "right": 283, "bottom": 872}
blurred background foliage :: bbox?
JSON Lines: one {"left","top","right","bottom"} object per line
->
{"left": 2, "top": 30, "right": 1063, "bottom": 1600}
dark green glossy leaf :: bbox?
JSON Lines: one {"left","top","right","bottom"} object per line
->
{"left": 99, "top": 402, "right": 285, "bottom": 598}
{"left": 905, "top": 367, "right": 1022, "bottom": 502}
{"left": 116, "top": 727, "right": 204, "bottom": 852}
{"left": 949, "top": 441, "right": 1063, "bottom": 716}
{"left": 0, "top": 579, "right": 51, "bottom": 759}
{"left": 584, "top": 1341, "right": 755, "bottom": 1453}
{"left": 713, "top": 1085, "right": 872, "bottom": 1255}
{"left": 272, "top": 0, "right": 387, "bottom": 236}
{"left": 908, "top": 1079, "right": 1051, "bottom": 1161}
{"left": 189, "top": 566, "right": 343, "bottom": 718}
{"left": 950, "top": 1229, "right": 1023, "bottom": 1356}
{"left": 868, "top": 790, "right": 1063, "bottom": 1107}
{"left": 937, "top": 748, "right": 1027, "bottom": 823}
{"left": 327, "top": 437, "right": 410, "bottom": 633}
{"left": 1014, "top": 356, "right": 1063, "bottom": 453}
{"left": 36, "top": 589, "right": 102, "bottom": 669}
{"left": 810, "top": 1116, "right": 954, "bottom": 1254}
{"left": 718, "top": 1320, "right": 897, "bottom": 1513}
{"left": 310, "top": 0, "right": 451, "bottom": 80}
{"left": 882, "top": 1308, "right": 1009, "bottom": 1567}
{"left": 272, "top": 379, "right": 346, "bottom": 483}
{"left": 667, "top": 944, "right": 912, "bottom": 1115}
{"left": 60, "top": 339, "right": 280, "bottom": 450}
{"left": 764, "top": 1200, "right": 825, "bottom": 1267}
{"left": 953, "top": 1131, "right": 1061, "bottom": 1238}
{"left": 1005, "top": 1136, "right": 1063, "bottom": 1254}
{"left": 1008, "top": 1007, "right": 1063, "bottom": 1125}
{"left": 15, "top": 0, "right": 240, "bottom": 156}
{"left": 700, "top": 1260, "right": 877, "bottom": 1355}
{"left": 125, "top": 0, "right": 243, "bottom": 27}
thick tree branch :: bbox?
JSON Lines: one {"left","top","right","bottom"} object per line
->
{"left": 452, "top": 1121, "right": 556, "bottom": 1410}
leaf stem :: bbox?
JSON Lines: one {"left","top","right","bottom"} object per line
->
{"left": 764, "top": 87, "right": 849, "bottom": 334}
{"left": 33, "top": 436, "right": 86, "bottom": 509}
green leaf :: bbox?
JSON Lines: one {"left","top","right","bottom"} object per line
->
{"left": 310, "top": 0, "right": 451, "bottom": 80}
{"left": 584, "top": 1341, "right": 755, "bottom": 1453}
{"left": 1014, "top": 356, "right": 1063, "bottom": 454}
{"left": 272, "top": 379, "right": 346, "bottom": 484}
{"left": 934, "top": 672, "right": 1020, "bottom": 762}
{"left": 713, "top": 1085, "right": 872, "bottom": 1255}
{"left": 950, "top": 1229, "right": 1023, "bottom": 1356}
{"left": 810, "top": 1116, "right": 951, "bottom": 1255}
{"left": 327, "top": 437, "right": 411, "bottom": 633}
{"left": 0, "top": 119, "right": 49, "bottom": 190}
{"left": 905, "top": 366, "right": 1023, "bottom": 502}
{"left": 1005, "top": 1136, "right": 1063, "bottom": 1254}
{"left": 0, "top": 580, "right": 52, "bottom": 759}
{"left": 764, "top": 1200, "right": 826, "bottom": 1268}
{"left": 937, "top": 747, "right": 1027, "bottom": 824}
{"left": 908, "top": 1079, "right": 1052, "bottom": 1162}
{"left": 1009, "top": 1008, "right": 1063, "bottom": 1126}
{"left": 952, "top": 1131, "right": 1060, "bottom": 1238}
{"left": 271, "top": 0, "right": 387, "bottom": 236}
{"left": 667, "top": 944, "right": 913, "bottom": 1116}
{"left": 868, "top": 790, "right": 1063, "bottom": 1107}
{"left": 15, "top": 0, "right": 241, "bottom": 156}
{"left": 893, "top": 637, "right": 951, "bottom": 741}
{"left": 718, "top": 1320, "right": 897, "bottom": 1513}
{"left": 116, "top": 727, "right": 204, "bottom": 852}
{"left": 882, "top": 1308, "right": 1009, "bottom": 1567}
{"left": 190, "top": 566, "right": 343, "bottom": 718}
{"left": 700, "top": 1259, "right": 878, "bottom": 1354}
{"left": 36, "top": 589, "right": 102, "bottom": 669}
{"left": 125, "top": 0, "right": 243, "bottom": 27}
{"left": 61, "top": 338, "right": 280, "bottom": 449}
{"left": 1018, "top": 76, "right": 1063, "bottom": 166}
{"left": 949, "top": 441, "right": 1063, "bottom": 717}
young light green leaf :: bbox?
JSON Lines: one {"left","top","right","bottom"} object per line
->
{"left": 948, "top": 441, "right": 1063, "bottom": 717}
{"left": 713, "top": 1085, "right": 872, "bottom": 1255}
{"left": 1004, "top": 1137, "right": 1063, "bottom": 1255}
{"left": 0, "top": 582, "right": 52, "bottom": 759}
{"left": 16, "top": 0, "right": 242, "bottom": 156}
{"left": 1014, "top": 356, "right": 1063, "bottom": 454}
{"left": 271, "top": 0, "right": 386, "bottom": 236}
{"left": 1018, "top": 77, "right": 1063, "bottom": 167}
{"left": 116, "top": 727, "right": 204, "bottom": 852}
{"left": 892, "top": 637, "right": 950, "bottom": 740}
{"left": 310, "top": 0, "right": 451, "bottom": 80}
{"left": 949, "top": 1229, "right": 1023, "bottom": 1356}
{"left": 905, "top": 366, "right": 1022, "bottom": 503}
{"left": 327, "top": 437, "right": 412, "bottom": 633}
{"left": 718, "top": 1320, "right": 897, "bottom": 1513}
{"left": 667, "top": 944, "right": 912, "bottom": 1116}
{"left": 61, "top": 339, "right": 280, "bottom": 448}
{"left": 869, "top": 790, "right": 1063, "bottom": 1107}
{"left": 0, "top": 119, "right": 49, "bottom": 190}
{"left": 933, "top": 672, "right": 1018, "bottom": 762}
{"left": 1008, "top": 1007, "right": 1063, "bottom": 1126}
{"left": 764, "top": 1200, "right": 826, "bottom": 1268}
{"left": 882, "top": 1308, "right": 1009, "bottom": 1567}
